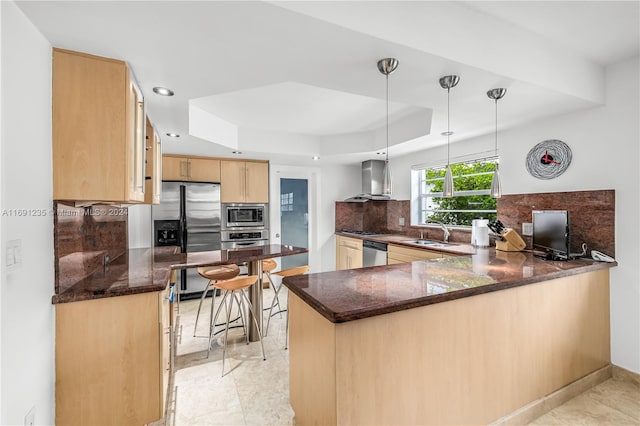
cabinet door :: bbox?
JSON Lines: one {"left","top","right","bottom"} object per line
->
{"left": 346, "top": 246, "right": 363, "bottom": 269}
{"left": 55, "top": 292, "right": 163, "bottom": 425}
{"left": 162, "top": 155, "right": 187, "bottom": 181}
{"left": 127, "top": 72, "right": 146, "bottom": 202}
{"left": 336, "top": 244, "right": 349, "bottom": 270}
{"left": 336, "top": 236, "right": 363, "bottom": 270}
{"left": 153, "top": 134, "right": 162, "bottom": 204}
{"left": 53, "top": 49, "right": 128, "bottom": 201}
{"left": 244, "top": 161, "right": 269, "bottom": 203}
{"left": 158, "top": 287, "right": 171, "bottom": 414}
{"left": 220, "top": 160, "right": 247, "bottom": 203}
{"left": 387, "top": 244, "right": 443, "bottom": 263}
{"left": 189, "top": 158, "right": 220, "bottom": 183}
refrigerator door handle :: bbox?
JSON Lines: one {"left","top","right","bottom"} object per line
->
{"left": 179, "top": 185, "right": 187, "bottom": 253}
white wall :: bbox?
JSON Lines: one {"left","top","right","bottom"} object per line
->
{"left": 1, "top": 1, "right": 55, "bottom": 424}
{"left": 390, "top": 56, "right": 640, "bottom": 373}
{"left": 318, "top": 164, "right": 362, "bottom": 272}
{"left": 269, "top": 163, "right": 361, "bottom": 273}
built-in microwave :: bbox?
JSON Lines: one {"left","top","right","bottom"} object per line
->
{"left": 222, "top": 203, "right": 268, "bottom": 229}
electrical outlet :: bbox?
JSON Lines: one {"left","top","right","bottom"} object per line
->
{"left": 24, "top": 406, "right": 35, "bottom": 426}
{"left": 522, "top": 223, "right": 533, "bottom": 236}
{"left": 399, "top": 217, "right": 405, "bottom": 226}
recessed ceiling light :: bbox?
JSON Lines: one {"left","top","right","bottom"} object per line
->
{"left": 232, "top": 151, "right": 242, "bottom": 155}
{"left": 153, "top": 86, "right": 174, "bottom": 96}
{"left": 166, "top": 133, "right": 180, "bottom": 138}
{"left": 312, "top": 156, "right": 320, "bottom": 160}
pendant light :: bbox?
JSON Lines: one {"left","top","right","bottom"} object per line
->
{"left": 439, "top": 75, "right": 460, "bottom": 198}
{"left": 487, "top": 88, "right": 507, "bottom": 198}
{"left": 377, "top": 58, "right": 399, "bottom": 196}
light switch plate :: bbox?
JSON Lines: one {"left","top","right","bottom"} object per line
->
{"left": 399, "top": 217, "right": 405, "bottom": 226}
{"left": 6, "top": 239, "right": 22, "bottom": 271}
{"left": 522, "top": 223, "right": 533, "bottom": 236}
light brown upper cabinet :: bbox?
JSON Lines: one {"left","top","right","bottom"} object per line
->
{"left": 144, "top": 117, "right": 162, "bottom": 204}
{"left": 53, "top": 48, "right": 146, "bottom": 203}
{"left": 162, "top": 155, "right": 220, "bottom": 183}
{"left": 220, "top": 160, "right": 269, "bottom": 203}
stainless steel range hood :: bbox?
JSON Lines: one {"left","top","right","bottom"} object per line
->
{"left": 344, "top": 160, "right": 391, "bottom": 202}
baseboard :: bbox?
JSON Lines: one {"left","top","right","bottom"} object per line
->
{"left": 489, "top": 364, "right": 612, "bottom": 426}
{"left": 612, "top": 364, "right": 640, "bottom": 385}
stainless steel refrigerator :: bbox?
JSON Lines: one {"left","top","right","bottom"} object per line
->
{"left": 152, "top": 182, "right": 221, "bottom": 298}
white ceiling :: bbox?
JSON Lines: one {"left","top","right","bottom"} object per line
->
{"left": 16, "top": 1, "right": 640, "bottom": 166}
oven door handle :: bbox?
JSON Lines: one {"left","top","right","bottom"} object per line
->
{"left": 236, "top": 241, "right": 259, "bottom": 246}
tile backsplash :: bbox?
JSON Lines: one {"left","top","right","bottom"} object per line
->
{"left": 335, "top": 189, "right": 615, "bottom": 256}
{"left": 53, "top": 201, "right": 128, "bottom": 293}
{"left": 498, "top": 190, "right": 615, "bottom": 256}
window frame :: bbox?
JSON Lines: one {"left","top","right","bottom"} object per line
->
{"left": 411, "top": 154, "right": 498, "bottom": 228}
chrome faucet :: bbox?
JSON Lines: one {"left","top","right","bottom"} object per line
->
{"left": 426, "top": 220, "right": 451, "bottom": 242}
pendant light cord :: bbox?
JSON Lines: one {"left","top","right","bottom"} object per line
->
{"left": 386, "top": 73, "right": 389, "bottom": 162}
{"left": 494, "top": 99, "right": 499, "bottom": 170}
{"left": 447, "top": 87, "right": 451, "bottom": 165}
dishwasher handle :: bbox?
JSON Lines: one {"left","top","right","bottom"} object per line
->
{"left": 363, "top": 240, "right": 388, "bottom": 251}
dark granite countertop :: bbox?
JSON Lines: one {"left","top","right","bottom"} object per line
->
{"left": 283, "top": 249, "right": 617, "bottom": 323}
{"left": 336, "top": 231, "right": 476, "bottom": 255}
{"left": 53, "top": 244, "right": 308, "bottom": 304}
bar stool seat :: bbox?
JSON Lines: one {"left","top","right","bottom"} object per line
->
{"left": 208, "top": 275, "right": 266, "bottom": 376}
{"left": 193, "top": 264, "right": 240, "bottom": 337}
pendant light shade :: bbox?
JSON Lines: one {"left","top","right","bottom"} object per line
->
{"left": 439, "top": 75, "right": 460, "bottom": 198}
{"left": 378, "top": 58, "right": 399, "bottom": 196}
{"left": 443, "top": 165, "right": 454, "bottom": 197}
{"left": 487, "top": 88, "right": 506, "bottom": 199}
{"left": 490, "top": 168, "right": 502, "bottom": 198}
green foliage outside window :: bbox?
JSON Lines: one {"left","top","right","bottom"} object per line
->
{"left": 422, "top": 161, "right": 497, "bottom": 226}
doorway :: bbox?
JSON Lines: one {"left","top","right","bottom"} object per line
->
{"left": 280, "top": 178, "right": 308, "bottom": 270}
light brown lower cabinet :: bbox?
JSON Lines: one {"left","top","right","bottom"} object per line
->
{"left": 387, "top": 243, "right": 452, "bottom": 264}
{"left": 55, "top": 285, "right": 174, "bottom": 426}
{"left": 336, "top": 236, "right": 363, "bottom": 270}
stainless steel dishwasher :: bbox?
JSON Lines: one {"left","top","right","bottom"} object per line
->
{"left": 363, "top": 240, "right": 388, "bottom": 266}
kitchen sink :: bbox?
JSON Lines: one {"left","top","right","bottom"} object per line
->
{"left": 406, "top": 240, "right": 458, "bottom": 248}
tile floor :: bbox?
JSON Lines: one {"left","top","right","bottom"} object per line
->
{"left": 169, "top": 287, "right": 640, "bottom": 426}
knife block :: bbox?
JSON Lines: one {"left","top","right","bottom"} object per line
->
{"left": 495, "top": 228, "right": 526, "bottom": 252}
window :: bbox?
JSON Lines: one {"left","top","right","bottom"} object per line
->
{"left": 280, "top": 192, "right": 294, "bottom": 212}
{"left": 415, "top": 159, "right": 498, "bottom": 226}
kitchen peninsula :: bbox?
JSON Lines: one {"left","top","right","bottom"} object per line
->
{"left": 283, "top": 249, "right": 616, "bottom": 425}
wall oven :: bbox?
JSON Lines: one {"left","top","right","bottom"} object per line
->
{"left": 220, "top": 229, "right": 269, "bottom": 250}
{"left": 222, "top": 203, "right": 268, "bottom": 229}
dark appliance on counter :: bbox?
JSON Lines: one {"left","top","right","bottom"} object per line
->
{"left": 532, "top": 210, "right": 571, "bottom": 260}
{"left": 152, "top": 182, "right": 221, "bottom": 299}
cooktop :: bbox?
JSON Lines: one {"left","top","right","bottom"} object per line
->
{"left": 340, "top": 230, "right": 387, "bottom": 236}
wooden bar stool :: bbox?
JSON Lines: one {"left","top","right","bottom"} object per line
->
{"left": 264, "top": 265, "right": 309, "bottom": 349}
{"left": 194, "top": 265, "right": 240, "bottom": 337}
{"left": 262, "top": 258, "right": 277, "bottom": 289}
{"left": 208, "top": 275, "right": 266, "bottom": 376}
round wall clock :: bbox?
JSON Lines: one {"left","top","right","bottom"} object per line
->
{"left": 526, "top": 139, "right": 572, "bottom": 179}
